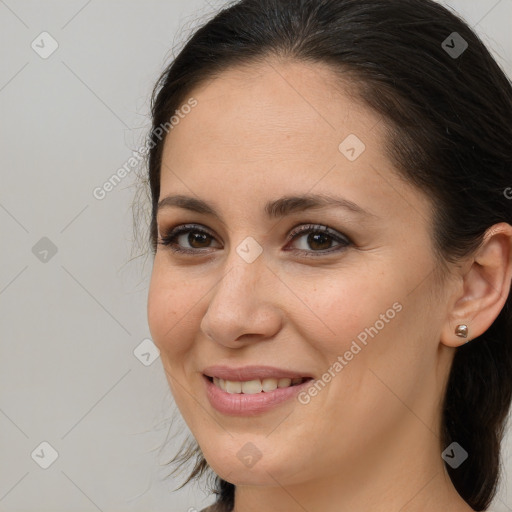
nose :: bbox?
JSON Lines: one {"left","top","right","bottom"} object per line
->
{"left": 200, "top": 253, "right": 282, "bottom": 349}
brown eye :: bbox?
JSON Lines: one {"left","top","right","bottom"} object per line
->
{"left": 158, "top": 224, "right": 220, "bottom": 253}
{"left": 286, "top": 224, "right": 352, "bottom": 256}
{"left": 304, "top": 232, "right": 333, "bottom": 251}
{"left": 185, "top": 231, "right": 212, "bottom": 248}
{"left": 157, "top": 222, "right": 352, "bottom": 257}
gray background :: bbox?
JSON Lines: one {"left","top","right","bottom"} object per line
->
{"left": 0, "top": 1, "right": 511, "bottom": 511}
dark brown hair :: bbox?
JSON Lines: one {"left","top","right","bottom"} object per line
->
{"left": 141, "top": 0, "right": 512, "bottom": 510}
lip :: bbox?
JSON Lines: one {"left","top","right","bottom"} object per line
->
{"left": 202, "top": 368, "right": 314, "bottom": 416}
{"left": 202, "top": 365, "right": 313, "bottom": 381}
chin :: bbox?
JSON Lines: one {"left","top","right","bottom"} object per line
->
{"left": 205, "top": 455, "right": 284, "bottom": 486}
{"left": 200, "top": 438, "right": 308, "bottom": 487}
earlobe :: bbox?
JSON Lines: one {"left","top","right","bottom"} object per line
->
{"left": 440, "top": 222, "right": 512, "bottom": 348}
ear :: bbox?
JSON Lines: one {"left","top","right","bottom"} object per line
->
{"left": 441, "top": 222, "right": 512, "bottom": 348}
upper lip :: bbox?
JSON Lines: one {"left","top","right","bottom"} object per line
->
{"left": 202, "top": 365, "right": 313, "bottom": 381}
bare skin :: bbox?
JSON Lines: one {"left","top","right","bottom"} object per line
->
{"left": 147, "top": 58, "right": 512, "bottom": 512}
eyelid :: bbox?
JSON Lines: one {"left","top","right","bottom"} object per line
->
{"left": 158, "top": 223, "right": 221, "bottom": 253}
{"left": 157, "top": 222, "right": 352, "bottom": 255}
{"left": 159, "top": 223, "right": 217, "bottom": 241}
{"left": 286, "top": 223, "right": 350, "bottom": 244}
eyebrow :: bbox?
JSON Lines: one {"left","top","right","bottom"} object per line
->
{"left": 157, "top": 193, "right": 378, "bottom": 221}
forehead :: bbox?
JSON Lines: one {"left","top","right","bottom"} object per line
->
{"left": 162, "top": 59, "right": 382, "bottom": 173}
{"left": 159, "top": 59, "right": 432, "bottom": 231}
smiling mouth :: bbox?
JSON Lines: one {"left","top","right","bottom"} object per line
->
{"left": 205, "top": 375, "right": 313, "bottom": 394}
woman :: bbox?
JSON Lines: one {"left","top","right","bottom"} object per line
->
{"left": 142, "top": 0, "right": 512, "bottom": 510}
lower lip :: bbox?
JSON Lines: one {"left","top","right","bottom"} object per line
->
{"left": 203, "top": 374, "right": 313, "bottom": 416}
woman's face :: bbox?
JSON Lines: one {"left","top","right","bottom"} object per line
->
{"left": 147, "top": 59, "right": 456, "bottom": 488}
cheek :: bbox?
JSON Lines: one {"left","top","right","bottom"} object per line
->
{"left": 291, "top": 274, "right": 390, "bottom": 350}
{"left": 147, "top": 261, "right": 195, "bottom": 356}
{"left": 296, "top": 271, "right": 415, "bottom": 405}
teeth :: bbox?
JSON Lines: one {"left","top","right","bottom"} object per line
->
{"left": 225, "top": 380, "right": 242, "bottom": 393}
{"left": 262, "top": 378, "right": 278, "bottom": 392}
{"left": 212, "top": 376, "right": 306, "bottom": 394}
{"left": 278, "top": 378, "right": 292, "bottom": 387}
{"left": 213, "top": 377, "right": 226, "bottom": 391}
{"left": 241, "top": 379, "right": 262, "bottom": 394}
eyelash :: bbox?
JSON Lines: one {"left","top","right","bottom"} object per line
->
{"left": 157, "top": 223, "right": 352, "bottom": 258}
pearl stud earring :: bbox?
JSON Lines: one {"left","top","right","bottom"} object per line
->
{"left": 455, "top": 324, "right": 468, "bottom": 338}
